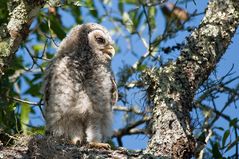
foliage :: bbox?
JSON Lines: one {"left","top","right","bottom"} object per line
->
{"left": 0, "top": 0, "right": 238, "bottom": 158}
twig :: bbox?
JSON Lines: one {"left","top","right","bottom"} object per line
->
{"left": 113, "top": 105, "right": 145, "bottom": 115}
{"left": 8, "top": 97, "right": 41, "bottom": 106}
{"left": 195, "top": 101, "right": 239, "bottom": 130}
{"left": 234, "top": 126, "right": 238, "bottom": 159}
{"left": 113, "top": 116, "right": 150, "bottom": 138}
{"left": 24, "top": 45, "right": 44, "bottom": 72}
{"left": 197, "top": 129, "right": 212, "bottom": 159}
{"left": 141, "top": 1, "right": 152, "bottom": 51}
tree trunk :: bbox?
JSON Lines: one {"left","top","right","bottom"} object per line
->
{"left": 144, "top": 0, "right": 239, "bottom": 158}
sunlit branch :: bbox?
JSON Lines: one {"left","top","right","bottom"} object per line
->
{"left": 197, "top": 76, "right": 239, "bottom": 103}
{"left": 195, "top": 101, "right": 239, "bottom": 130}
{"left": 197, "top": 129, "right": 213, "bottom": 159}
{"left": 113, "top": 105, "right": 145, "bottom": 115}
{"left": 7, "top": 97, "right": 41, "bottom": 106}
{"left": 113, "top": 116, "right": 150, "bottom": 138}
{"left": 7, "top": 96, "right": 45, "bottom": 119}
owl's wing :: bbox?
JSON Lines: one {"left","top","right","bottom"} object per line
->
{"left": 110, "top": 76, "right": 118, "bottom": 106}
{"left": 42, "top": 60, "right": 55, "bottom": 106}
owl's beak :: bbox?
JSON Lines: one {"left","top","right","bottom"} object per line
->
{"left": 103, "top": 45, "right": 115, "bottom": 59}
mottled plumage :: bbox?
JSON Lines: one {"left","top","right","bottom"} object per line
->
{"left": 43, "top": 23, "right": 117, "bottom": 147}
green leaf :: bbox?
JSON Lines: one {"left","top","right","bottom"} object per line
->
{"left": 32, "top": 73, "right": 43, "bottom": 82}
{"left": 137, "top": 64, "right": 147, "bottom": 71}
{"left": 30, "top": 126, "right": 45, "bottom": 135}
{"left": 49, "top": 16, "right": 66, "bottom": 40}
{"left": 118, "top": 0, "right": 124, "bottom": 14}
{"left": 212, "top": 142, "right": 223, "bottom": 159}
{"left": 148, "top": 7, "right": 156, "bottom": 29}
{"left": 124, "top": 0, "right": 139, "bottom": 4}
{"left": 214, "top": 127, "right": 224, "bottom": 131}
{"left": 71, "top": 5, "right": 83, "bottom": 24}
{"left": 122, "top": 12, "right": 135, "bottom": 33}
{"left": 222, "top": 129, "right": 230, "bottom": 148}
{"left": 32, "top": 44, "right": 44, "bottom": 53}
{"left": 46, "top": 52, "right": 54, "bottom": 59}
{"left": 32, "top": 44, "right": 44, "bottom": 56}
{"left": 225, "top": 137, "right": 239, "bottom": 152}
{"left": 23, "top": 81, "right": 42, "bottom": 97}
{"left": 230, "top": 118, "right": 238, "bottom": 127}
{"left": 20, "top": 103, "right": 31, "bottom": 134}
{"left": 85, "top": 0, "right": 98, "bottom": 18}
{"left": 197, "top": 131, "right": 206, "bottom": 143}
{"left": 0, "top": 0, "right": 9, "bottom": 24}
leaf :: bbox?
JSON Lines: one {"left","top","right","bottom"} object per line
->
{"left": 37, "top": 14, "right": 50, "bottom": 36}
{"left": 85, "top": 0, "right": 98, "bottom": 18}
{"left": 122, "top": 12, "right": 135, "bottom": 33}
{"left": 118, "top": 0, "right": 124, "bottom": 14}
{"left": 124, "top": 0, "right": 139, "bottom": 4}
{"left": 24, "top": 81, "right": 42, "bottom": 97}
{"left": 225, "top": 137, "right": 239, "bottom": 152}
{"left": 49, "top": 16, "right": 66, "bottom": 40}
{"left": 229, "top": 118, "right": 238, "bottom": 127}
{"left": 129, "top": 7, "right": 142, "bottom": 30}
{"left": 148, "top": 7, "right": 156, "bottom": 29}
{"left": 71, "top": 5, "right": 83, "bottom": 24}
{"left": 214, "top": 127, "right": 224, "bottom": 131}
{"left": 20, "top": 103, "right": 31, "bottom": 134}
{"left": 46, "top": 52, "right": 54, "bottom": 59}
{"left": 32, "top": 73, "right": 43, "bottom": 82}
{"left": 32, "top": 44, "right": 44, "bottom": 53}
{"left": 222, "top": 129, "right": 230, "bottom": 148}
{"left": 0, "top": 0, "right": 9, "bottom": 24}
{"left": 212, "top": 142, "right": 223, "bottom": 158}
{"left": 197, "top": 131, "right": 206, "bottom": 143}
{"left": 32, "top": 44, "right": 44, "bottom": 56}
{"left": 30, "top": 126, "right": 45, "bottom": 135}
{"left": 137, "top": 64, "right": 147, "bottom": 71}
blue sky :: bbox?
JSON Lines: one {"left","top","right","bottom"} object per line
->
{"left": 16, "top": 0, "right": 239, "bottom": 154}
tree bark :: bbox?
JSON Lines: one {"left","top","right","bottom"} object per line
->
{"left": 0, "top": 0, "right": 45, "bottom": 78}
{"left": 144, "top": 0, "right": 239, "bottom": 158}
{"left": 0, "top": 136, "right": 156, "bottom": 159}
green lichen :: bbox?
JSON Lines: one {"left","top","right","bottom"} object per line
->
{"left": 0, "top": 40, "right": 10, "bottom": 57}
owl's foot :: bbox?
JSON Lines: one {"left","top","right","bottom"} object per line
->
{"left": 70, "top": 137, "right": 85, "bottom": 146}
{"left": 87, "top": 142, "right": 111, "bottom": 150}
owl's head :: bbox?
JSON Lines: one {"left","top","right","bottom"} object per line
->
{"left": 58, "top": 23, "right": 115, "bottom": 63}
{"left": 86, "top": 24, "right": 115, "bottom": 61}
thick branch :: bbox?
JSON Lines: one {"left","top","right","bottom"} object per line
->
{"left": 0, "top": 0, "right": 45, "bottom": 78}
{"left": 144, "top": 0, "right": 239, "bottom": 158}
{"left": 1, "top": 136, "right": 154, "bottom": 159}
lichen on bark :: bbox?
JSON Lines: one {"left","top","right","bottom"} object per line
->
{"left": 0, "top": 0, "right": 45, "bottom": 77}
{"left": 143, "top": 0, "right": 239, "bottom": 158}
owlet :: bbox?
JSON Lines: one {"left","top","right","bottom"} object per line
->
{"left": 43, "top": 23, "right": 117, "bottom": 148}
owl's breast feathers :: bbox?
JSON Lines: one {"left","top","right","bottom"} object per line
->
{"left": 67, "top": 55, "right": 118, "bottom": 108}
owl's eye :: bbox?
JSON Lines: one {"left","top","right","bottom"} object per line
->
{"left": 96, "top": 36, "right": 106, "bottom": 44}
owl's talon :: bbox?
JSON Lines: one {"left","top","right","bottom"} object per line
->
{"left": 87, "top": 142, "right": 111, "bottom": 150}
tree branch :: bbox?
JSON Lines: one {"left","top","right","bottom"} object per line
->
{"left": 0, "top": 0, "right": 45, "bottom": 78}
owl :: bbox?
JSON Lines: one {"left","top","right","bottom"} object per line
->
{"left": 43, "top": 23, "right": 117, "bottom": 149}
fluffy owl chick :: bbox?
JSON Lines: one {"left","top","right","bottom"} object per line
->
{"left": 43, "top": 23, "right": 117, "bottom": 149}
